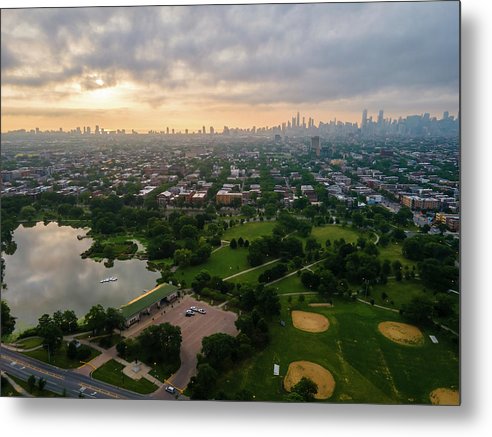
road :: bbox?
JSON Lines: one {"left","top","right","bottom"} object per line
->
{"left": 0, "top": 347, "right": 147, "bottom": 400}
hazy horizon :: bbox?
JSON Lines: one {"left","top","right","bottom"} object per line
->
{"left": 1, "top": 2, "right": 459, "bottom": 132}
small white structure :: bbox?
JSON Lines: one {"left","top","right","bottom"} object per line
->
{"left": 273, "top": 364, "right": 280, "bottom": 376}
{"left": 429, "top": 335, "right": 439, "bottom": 344}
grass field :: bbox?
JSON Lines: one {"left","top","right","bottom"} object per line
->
{"left": 226, "top": 259, "right": 281, "bottom": 284}
{"left": 269, "top": 273, "right": 312, "bottom": 295}
{"left": 91, "top": 359, "right": 158, "bottom": 394}
{"left": 176, "top": 246, "right": 250, "bottom": 285}
{"left": 1, "top": 376, "right": 20, "bottom": 397}
{"left": 24, "top": 342, "right": 101, "bottom": 369}
{"left": 378, "top": 242, "right": 416, "bottom": 268}
{"left": 14, "top": 336, "right": 44, "bottom": 349}
{"left": 222, "top": 221, "right": 276, "bottom": 242}
{"left": 310, "top": 225, "right": 360, "bottom": 245}
{"left": 369, "top": 278, "right": 426, "bottom": 309}
{"left": 214, "top": 296, "right": 459, "bottom": 403}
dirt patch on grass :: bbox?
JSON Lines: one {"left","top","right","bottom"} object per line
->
{"left": 429, "top": 388, "right": 459, "bottom": 405}
{"left": 378, "top": 321, "right": 424, "bottom": 346}
{"left": 292, "top": 310, "right": 329, "bottom": 333}
{"left": 284, "top": 361, "right": 335, "bottom": 400}
{"left": 309, "top": 303, "right": 333, "bottom": 308}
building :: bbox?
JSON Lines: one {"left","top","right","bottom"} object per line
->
{"left": 120, "top": 283, "right": 179, "bottom": 327}
{"left": 435, "top": 212, "right": 460, "bottom": 232}
{"left": 216, "top": 190, "right": 243, "bottom": 206}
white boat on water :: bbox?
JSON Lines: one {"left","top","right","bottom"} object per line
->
{"left": 100, "top": 277, "right": 117, "bottom": 283}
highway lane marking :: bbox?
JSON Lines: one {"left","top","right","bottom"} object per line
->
{"left": 79, "top": 383, "right": 121, "bottom": 399}
{"left": 2, "top": 354, "right": 65, "bottom": 380}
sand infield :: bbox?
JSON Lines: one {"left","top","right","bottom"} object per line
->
{"left": 284, "top": 361, "right": 336, "bottom": 400}
{"left": 292, "top": 310, "right": 329, "bottom": 333}
{"left": 429, "top": 388, "right": 459, "bottom": 405}
{"left": 378, "top": 321, "right": 424, "bottom": 346}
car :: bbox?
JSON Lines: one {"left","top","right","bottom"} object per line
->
{"left": 190, "top": 306, "right": 198, "bottom": 311}
{"left": 165, "top": 386, "right": 176, "bottom": 394}
{"left": 185, "top": 309, "right": 195, "bottom": 317}
{"left": 197, "top": 308, "right": 206, "bottom": 314}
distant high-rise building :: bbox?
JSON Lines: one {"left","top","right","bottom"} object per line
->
{"left": 443, "top": 111, "right": 449, "bottom": 120}
{"left": 166, "top": 127, "right": 169, "bottom": 134}
{"left": 185, "top": 129, "right": 189, "bottom": 135}
{"left": 361, "top": 109, "right": 368, "bottom": 129}
{"left": 35, "top": 127, "right": 40, "bottom": 134}
{"left": 296, "top": 112, "right": 300, "bottom": 128}
{"left": 377, "top": 109, "right": 384, "bottom": 126}
{"left": 202, "top": 125, "right": 206, "bottom": 134}
{"left": 210, "top": 126, "right": 214, "bottom": 135}
{"left": 95, "top": 125, "right": 100, "bottom": 135}
{"left": 302, "top": 116, "right": 306, "bottom": 128}
{"left": 172, "top": 128, "right": 175, "bottom": 134}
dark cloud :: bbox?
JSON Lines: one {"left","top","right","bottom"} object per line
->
{"left": 1, "top": 2, "right": 459, "bottom": 111}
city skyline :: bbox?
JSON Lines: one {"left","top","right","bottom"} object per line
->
{"left": 4, "top": 107, "right": 459, "bottom": 135}
{"left": 1, "top": 2, "right": 459, "bottom": 132}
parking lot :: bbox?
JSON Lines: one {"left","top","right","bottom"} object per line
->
{"left": 123, "top": 294, "right": 238, "bottom": 396}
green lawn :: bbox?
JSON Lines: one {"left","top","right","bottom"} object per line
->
{"left": 222, "top": 221, "right": 276, "bottom": 242}
{"left": 14, "top": 336, "right": 44, "bottom": 349}
{"left": 369, "top": 279, "right": 427, "bottom": 309}
{"left": 269, "top": 273, "right": 312, "bottom": 295}
{"left": 92, "top": 359, "right": 158, "bottom": 394}
{"left": 378, "top": 242, "right": 416, "bottom": 268}
{"left": 310, "top": 225, "right": 360, "bottom": 245}
{"left": 148, "top": 359, "right": 180, "bottom": 383}
{"left": 1, "top": 376, "right": 20, "bottom": 397}
{"left": 177, "top": 246, "right": 250, "bottom": 285}
{"left": 226, "top": 259, "right": 280, "bottom": 285}
{"left": 213, "top": 296, "right": 459, "bottom": 404}
{"left": 24, "top": 342, "right": 101, "bottom": 369}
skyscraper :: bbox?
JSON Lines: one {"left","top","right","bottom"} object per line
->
{"left": 377, "top": 109, "right": 384, "bottom": 126}
{"left": 296, "top": 112, "right": 300, "bottom": 128}
{"left": 311, "top": 136, "right": 321, "bottom": 157}
{"left": 361, "top": 109, "right": 368, "bottom": 129}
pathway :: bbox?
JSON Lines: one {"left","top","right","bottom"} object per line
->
{"left": 223, "top": 258, "right": 281, "bottom": 281}
{"left": 266, "top": 259, "right": 325, "bottom": 286}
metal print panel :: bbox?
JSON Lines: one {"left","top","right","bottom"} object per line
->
{"left": 0, "top": 1, "right": 460, "bottom": 405}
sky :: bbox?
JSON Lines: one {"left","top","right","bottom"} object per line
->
{"left": 1, "top": 1, "right": 460, "bottom": 133}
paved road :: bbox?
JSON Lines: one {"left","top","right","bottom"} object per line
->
{"left": 0, "top": 347, "right": 147, "bottom": 400}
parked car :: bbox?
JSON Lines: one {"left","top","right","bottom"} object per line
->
{"left": 197, "top": 308, "right": 206, "bottom": 314}
{"left": 165, "top": 386, "right": 176, "bottom": 394}
{"left": 185, "top": 309, "right": 195, "bottom": 317}
{"left": 190, "top": 306, "right": 198, "bottom": 312}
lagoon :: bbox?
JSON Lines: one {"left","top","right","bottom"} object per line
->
{"left": 2, "top": 222, "right": 160, "bottom": 331}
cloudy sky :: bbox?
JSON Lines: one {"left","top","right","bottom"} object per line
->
{"left": 1, "top": 1, "right": 459, "bottom": 133}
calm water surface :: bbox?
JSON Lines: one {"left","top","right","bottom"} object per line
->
{"left": 2, "top": 222, "right": 160, "bottom": 331}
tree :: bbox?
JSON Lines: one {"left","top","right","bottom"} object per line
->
{"left": 84, "top": 304, "right": 107, "bottom": 335}
{"left": 27, "top": 375, "right": 36, "bottom": 392}
{"left": 37, "top": 377, "right": 47, "bottom": 391}
{"left": 237, "top": 237, "right": 244, "bottom": 247}
{"left": 105, "top": 307, "right": 126, "bottom": 334}
{"left": 174, "top": 248, "right": 192, "bottom": 267}
{"left": 189, "top": 363, "right": 218, "bottom": 400}
{"left": 37, "top": 316, "right": 63, "bottom": 356}
{"left": 180, "top": 224, "right": 199, "bottom": 240}
{"left": 229, "top": 238, "right": 238, "bottom": 249}
{"left": 301, "top": 270, "right": 320, "bottom": 290}
{"left": 62, "top": 310, "right": 78, "bottom": 333}
{"left": 401, "top": 295, "right": 434, "bottom": 326}
{"left": 1, "top": 300, "right": 16, "bottom": 336}
{"left": 201, "top": 333, "right": 237, "bottom": 371}
{"left": 20, "top": 205, "right": 37, "bottom": 221}
{"left": 434, "top": 293, "right": 455, "bottom": 318}
{"left": 292, "top": 376, "right": 318, "bottom": 402}
{"left": 137, "top": 323, "right": 182, "bottom": 365}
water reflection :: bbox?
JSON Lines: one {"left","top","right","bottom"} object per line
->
{"left": 2, "top": 222, "right": 160, "bottom": 331}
